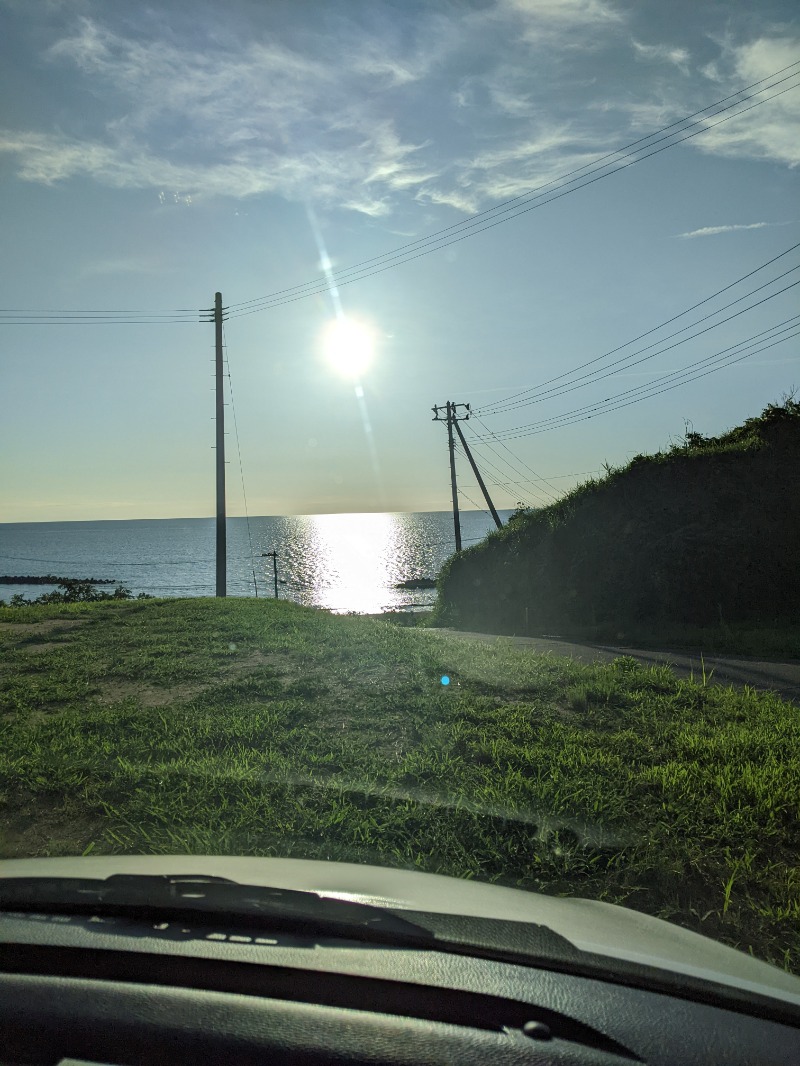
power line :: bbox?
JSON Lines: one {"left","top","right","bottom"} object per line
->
{"left": 0, "top": 312, "right": 198, "bottom": 317}
{"left": 466, "top": 469, "right": 571, "bottom": 495}
{"left": 470, "top": 464, "right": 537, "bottom": 505}
{"left": 474, "top": 326, "right": 800, "bottom": 442}
{"left": 467, "top": 415, "right": 564, "bottom": 500}
{"left": 227, "top": 70, "right": 800, "bottom": 318}
{"left": 0, "top": 309, "right": 201, "bottom": 325}
{"left": 0, "top": 554, "right": 199, "bottom": 565}
{"left": 455, "top": 435, "right": 549, "bottom": 507}
{"left": 475, "top": 311, "right": 800, "bottom": 439}
{"left": 476, "top": 317, "right": 800, "bottom": 438}
{"left": 479, "top": 270, "right": 800, "bottom": 418}
{"left": 452, "top": 439, "right": 535, "bottom": 507}
{"left": 478, "top": 240, "right": 800, "bottom": 416}
{"left": 0, "top": 317, "right": 200, "bottom": 326}
{"left": 469, "top": 458, "right": 539, "bottom": 503}
{"left": 487, "top": 469, "right": 599, "bottom": 481}
{"left": 0, "top": 309, "right": 198, "bottom": 317}
{"left": 456, "top": 485, "right": 495, "bottom": 520}
{"left": 470, "top": 417, "right": 562, "bottom": 496}
{"left": 465, "top": 442, "right": 553, "bottom": 508}
{"left": 0, "top": 306, "right": 199, "bottom": 314}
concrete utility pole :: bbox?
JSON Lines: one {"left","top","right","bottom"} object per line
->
{"left": 433, "top": 401, "right": 503, "bottom": 550}
{"left": 446, "top": 402, "right": 461, "bottom": 552}
{"left": 452, "top": 417, "right": 502, "bottom": 530}
{"left": 433, "top": 401, "right": 470, "bottom": 552}
{"left": 214, "top": 293, "right": 227, "bottom": 597}
{"left": 202, "top": 293, "right": 228, "bottom": 596}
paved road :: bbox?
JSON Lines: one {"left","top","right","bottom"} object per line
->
{"left": 425, "top": 629, "right": 800, "bottom": 704}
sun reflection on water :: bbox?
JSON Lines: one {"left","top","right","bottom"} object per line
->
{"left": 241, "top": 511, "right": 509, "bottom": 614}
{"left": 306, "top": 512, "right": 398, "bottom": 613}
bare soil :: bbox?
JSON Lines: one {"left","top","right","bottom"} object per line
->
{"left": 0, "top": 619, "right": 88, "bottom": 636}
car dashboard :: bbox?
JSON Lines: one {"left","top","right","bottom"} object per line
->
{"left": 2, "top": 904, "right": 799, "bottom": 1065}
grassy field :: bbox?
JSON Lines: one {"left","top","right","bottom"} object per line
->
{"left": 1, "top": 597, "right": 799, "bottom": 974}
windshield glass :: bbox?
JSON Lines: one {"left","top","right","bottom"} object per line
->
{"left": 1, "top": 0, "right": 799, "bottom": 984}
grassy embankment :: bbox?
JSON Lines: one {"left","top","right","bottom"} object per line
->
{"left": 1, "top": 596, "right": 799, "bottom": 973}
{"left": 435, "top": 400, "right": 800, "bottom": 656}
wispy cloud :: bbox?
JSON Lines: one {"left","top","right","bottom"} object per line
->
{"left": 631, "top": 39, "right": 690, "bottom": 72}
{"left": 77, "top": 255, "right": 164, "bottom": 280}
{"left": 0, "top": 14, "right": 440, "bottom": 213}
{"left": 415, "top": 185, "right": 482, "bottom": 215}
{"left": 0, "top": 4, "right": 797, "bottom": 221}
{"left": 417, "top": 119, "right": 607, "bottom": 212}
{"left": 501, "top": 0, "right": 623, "bottom": 36}
{"left": 487, "top": 84, "right": 537, "bottom": 118}
{"left": 601, "top": 33, "right": 800, "bottom": 173}
{"left": 675, "top": 221, "right": 790, "bottom": 239}
{"left": 696, "top": 37, "right": 800, "bottom": 168}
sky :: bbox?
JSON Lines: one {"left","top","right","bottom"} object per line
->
{"left": 0, "top": 0, "right": 798, "bottom": 522}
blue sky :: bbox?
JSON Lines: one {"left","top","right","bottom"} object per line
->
{"left": 1, "top": 0, "right": 798, "bottom": 521}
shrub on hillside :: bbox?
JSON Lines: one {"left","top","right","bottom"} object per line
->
{"left": 437, "top": 399, "right": 800, "bottom": 634}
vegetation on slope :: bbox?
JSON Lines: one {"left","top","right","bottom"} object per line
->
{"left": 435, "top": 400, "right": 800, "bottom": 644}
{"left": 1, "top": 598, "right": 799, "bottom": 973}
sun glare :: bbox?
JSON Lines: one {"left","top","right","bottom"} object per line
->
{"left": 322, "top": 317, "right": 375, "bottom": 379}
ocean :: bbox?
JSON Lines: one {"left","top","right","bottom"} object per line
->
{"left": 0, "top": 511, "right": 510, "bottom": 613}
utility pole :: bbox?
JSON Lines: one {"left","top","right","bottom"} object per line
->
{"left": 262, "top": 552, "right": 278, "bottom": 599}
{"left": 432, "top": 401, "right": 470, "bottom": 552}
{"left": 202, "top": 293, "right": 228, "bottom": 597}
{"left": 214, "top": 293, "right": 227, "bottom": 597}
{"left": 446, "top": 402, "right": 461, "bottom": 552}
{"left": 452, "top": 417, "right": 502, "bottom": 529}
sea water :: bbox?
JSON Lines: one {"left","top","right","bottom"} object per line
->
{"left": 0, "top": 511, "right": 509, "bottom": 613}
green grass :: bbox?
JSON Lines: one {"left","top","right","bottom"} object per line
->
{"left": 1, "top": 598, "right": 799, "bottom": 975}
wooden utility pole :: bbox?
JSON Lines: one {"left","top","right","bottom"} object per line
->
{"left": 214, "top": 292, "right": 227, "bottom": 597}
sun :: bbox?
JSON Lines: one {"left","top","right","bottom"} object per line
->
{"left": 322, "top": 317, "right": 375, "bottom": 379}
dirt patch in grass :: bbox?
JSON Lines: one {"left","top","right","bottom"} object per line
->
{"left": 21, "top": 642, "right": 65, "bottom": 655}
{"left": 91, "top": 651, "right": 290, "bottom": 708}
{"left": 93, "top": 679, "right": 213, "bottom": 708}
{"left": 226, "top": 648, "right": 287, "bottom": 676}
{"left": 0, "top": 619, "right": 88, "bottom": 637}
{"left": 0, "top": 792, "right": 104, "bottom": 858}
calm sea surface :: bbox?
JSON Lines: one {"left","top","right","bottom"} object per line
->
{"left": 0, "top": 512, "right": 510, "bottom": 613}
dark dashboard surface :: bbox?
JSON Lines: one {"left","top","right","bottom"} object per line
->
{"left": 2, "top": 908, "right": 799, "bottom": 1065}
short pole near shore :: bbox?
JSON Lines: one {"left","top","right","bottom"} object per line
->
{"left": 262, "top": 552, "right": 279, "bottom": 599}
